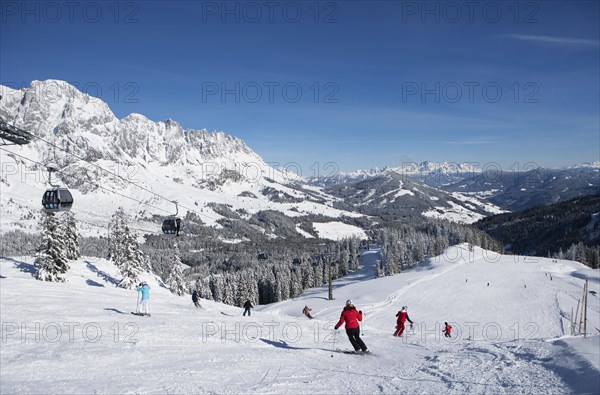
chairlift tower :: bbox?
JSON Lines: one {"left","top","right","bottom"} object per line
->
{"left": 0, "top": 119, "right": 32, "bottom": 146}
{"left": 0, "top": 94, "right": 32, "bottom": 146}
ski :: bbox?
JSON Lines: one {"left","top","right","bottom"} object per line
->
{"left": 131, "top": 312, "right": 151, "bottom": 317}
{"left": 339, "top": 350, "right": 374, "bottom": 356}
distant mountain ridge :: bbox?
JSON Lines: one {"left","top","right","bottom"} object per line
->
{"left": 476, "top": 194, "right": 600, "bottom": 265}
{"left": 323, "top": 169, "right": 505, "bottom": 225}
{"left": 311, "top": 161, "right": 599, "bottom": 212}
{"left": 441, "top": 167, "right": 599, "bottom": 211}
{"left": 308, "top": 161, "right": 481, "bottom": 187}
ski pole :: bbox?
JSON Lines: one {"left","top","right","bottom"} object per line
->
{"left": 331, "top": 329, "right": 338, "bottom": 357}
{"left": 135, "top": 290, "right": 141, "bottom": 313}
{"left": 360, "top": 310, "right": 365, "bottom": 336}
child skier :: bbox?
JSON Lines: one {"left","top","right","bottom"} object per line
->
{"left": 334, "top": 300, "right": 368, "bottom": 354}
{"left": 302, "top": 305, "right": 313, "bottom": 319}
{"left": 443, "top": 322, "right": 452, "bottom": 338}
{"left": 135, "top": 281, "right": 151, "bottom": 316}
{"left": 393, "top": 306, "right": 413, "bottom": 337}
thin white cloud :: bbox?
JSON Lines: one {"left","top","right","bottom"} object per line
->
{"left": 415, "top": 139, "right": 498, "bottom": 145}
{"left": 503, "top": 34, "right": 600, "bottom": 47}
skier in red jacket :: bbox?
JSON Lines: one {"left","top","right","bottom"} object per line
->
{"left": 334, "top": 300, "right": 368, "bottom": 354}
{"left": 443, "top": 322, "right": 452, "bottom": 338}
{"left": 393, "top": 306, "right": 414, "bottom": 337}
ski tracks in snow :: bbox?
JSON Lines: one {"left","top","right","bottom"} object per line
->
{"left": 410, "top": 340, "right": 568, "bottom": 394}
{"left": 364, "top": 251, "right": 476, "bottom": 322}
{"left": 248, "top": 365, "right": 282, "bottom": 392}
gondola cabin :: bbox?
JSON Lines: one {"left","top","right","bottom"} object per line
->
{"left": 162, "top": 217, "right": 182, "bottom": 237}
{"left": 258, "top": 253, "right": 268, "bottom": 261}
{"left": 42, "top": 188, "right": 73, "bottom": 212}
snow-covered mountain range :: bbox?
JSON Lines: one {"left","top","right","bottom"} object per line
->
{"left": 0, "top": 80, "right": 362, "bottom": 238}
{"left": 308, "top": 161, "right": 481, "bottom": 187}
{"left": 324, "top": 170, "right": 504, "bottom": 224}
{"left": 1, "top": 80, "right": 502, "bottom": 238}
{"left": 442, "top": 167, "right": 600, "bottom": 211}
{"left": 311, "top": 161, "right": 599, "bottom": 212}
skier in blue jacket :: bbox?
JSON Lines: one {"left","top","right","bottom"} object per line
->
{"left": 136, "top": 281, "right": 151, "bottom": 315}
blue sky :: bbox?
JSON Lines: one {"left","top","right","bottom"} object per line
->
{"left": 1, "top": 1, "right": 599, "bottom": 173}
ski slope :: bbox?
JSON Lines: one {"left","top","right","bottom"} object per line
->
{"left": 1, "top": 245, "right": 599, "bottom": 394}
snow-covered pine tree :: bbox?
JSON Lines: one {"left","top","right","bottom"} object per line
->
{"left": 223, "top": 274, "right": 238, "bottom": 306}
{"left": 313, "top": 259, "right": 323, "bottom": 287}
{"left": 108, "top": 207, "right": 127, "bottom": 266}
{"left": 352, "top": 237, "right": 361, "bottom": 270}
{"left": 108, "top": 208, "right": 147, "bottom": 289}
{"left": 290, "top": 267, "right": 303, "bottom": 298}
{"left": 258, "top": 268, "right": 276, "bottom": 304}
{"left": 575, "top": 242, "right": 587, "bottom": 265}
{"left": 118, "top": 225, "right": 146, "bottom": 288}
{"left": 339, "top": 247, "right": 350, "bottom": 276}
{"left": 166, "top": 243, "right": 187, "bottom": 296}
{"left": 414, "top": 242, "right": 425, "bottom": 264}
{"left": 302, "top": 262, "right": 315, "bottom": 289}
{"left": 374, "top": 259, "right": 382, "bottom": 278}
{"left": 61, "top": 211, "right": 81, "bottom": 260}
{"left": 195, "top": 277, "right": 212, "bottom": 300}
{"left": 35, "top": 210, "right": 69, "bottom": 282}
{"left": 209, "top": 274, "right": 225, "bottom": 302}
{"left": 387, "top": 245, "right": 400, "bottom": 275}
{"left": 236, "top": 270, "right": 259, "bottom": 306}
{"left": 277, "top": 266, "right": 291, "bottom": 301}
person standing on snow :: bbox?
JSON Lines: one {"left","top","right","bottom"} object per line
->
{"left": 393, "top": 306, "right": 413, "bottom": 337}
{"left": 334, "top": 299, "right": 368, "bottom": 354}
{"left": 443, "top": 322, "right": 452, "bottom": 338}
{"left": 192, "top": 290, "right": 202, "bottom": 308}
{"left": 303, "top": 305, "right": 313, "bottom": 319}
{"left": 243, "top": 300, "right": 254, "bottom": 316}
{"left": 136, "top": 281, "right": 151, "bottom": 316}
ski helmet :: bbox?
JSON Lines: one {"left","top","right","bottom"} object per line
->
{"left": 345, "top": 299, "right": 353, "bottom": 306}
{"left": 402, "top": 305, "right": 407, "bottom": 310}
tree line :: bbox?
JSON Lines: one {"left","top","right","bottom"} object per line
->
{"left": 11, "top": 207, "right": 506, "bottom": 306}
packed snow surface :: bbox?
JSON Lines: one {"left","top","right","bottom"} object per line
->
{"left": 1, "top": 244, "right": 599, "bottom": 394}
{"left": 312, "top": 222, "right": 367, "bottom": 241}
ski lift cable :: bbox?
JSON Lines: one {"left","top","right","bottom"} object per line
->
{"left": 0, "top": 146, "right": 46, "bottom": 167}
{"left": 68, "top": 210, "right": 157, "bottom": 235}
{"left": 32, "top": 132, "right": 218, "bottom": 221}
{"left": 1, "top": 137, "right": 218, "bottom": 222}
{"left": 23, "top": 133, "right": 219, "bottom": 222}
{"left": 1, "top": 147, "right": 172, "bottom": 216}
{"left": 0, "top": 148, "right": 162, "bottom": 234}
{"left": 1, "top": 148, "right": 171, "bottom": 234}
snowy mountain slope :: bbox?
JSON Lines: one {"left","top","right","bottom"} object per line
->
{"left": 476, "top": 194, "right": 600, "bottom": 257}
{"left": 0, "top": 81, "right": 361, "bottom": 238}
{"left": 311, "top": 161, "right": 600, "bottom": 218}
{"left": 441, "top": 167, "right": 600, "bottom": 212}
{"left": 324, "top": 171, "right": 505, "bottom": 224}
{"left": 1, "top": 246, "right": 598, "bottom": 394}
